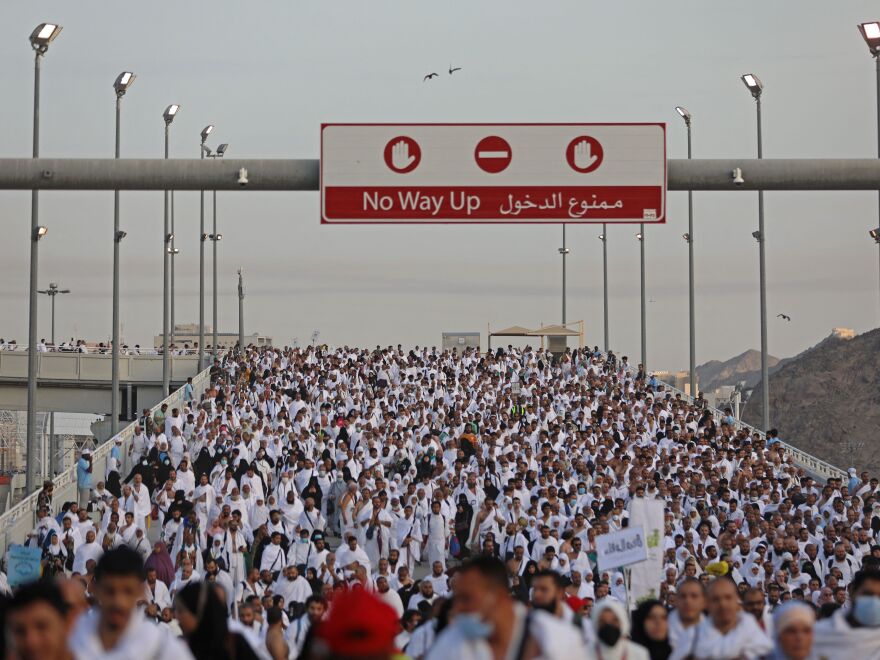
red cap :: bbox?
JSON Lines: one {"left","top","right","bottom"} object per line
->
{"left": 316, "top": 587, "right": 399, "bottom": 656}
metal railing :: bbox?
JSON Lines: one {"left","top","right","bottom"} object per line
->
{"left": 640, "top": 369, "right": 848, "bottom": 482}
{"left": 0, "top": 365, "right": 213, "bottom": 560}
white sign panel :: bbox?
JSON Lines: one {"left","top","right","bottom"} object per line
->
{"left": 628, "top": 497, "right": 666, "bottom": 603}
{"left": 596, "top": 525, "right": 649, "bottom": 572}
{"left": 321, "top": 123, "right": 666, "bottom": 224}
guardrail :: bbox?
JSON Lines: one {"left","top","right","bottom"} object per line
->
{"left": 0, "top": 365, "right": 213, "bottom": 561}
{"left": 643, "top": 371, "right": 848, "bottom": 482}
{"left": 0, "top": 351, "right": 201, "bottom": 384}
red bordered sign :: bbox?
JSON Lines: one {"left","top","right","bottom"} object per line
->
{"left": 321, "top": 123, "right": 666, "bottom": 224}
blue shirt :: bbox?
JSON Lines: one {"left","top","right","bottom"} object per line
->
{"left": 77, "top": 457, "right": 93, "bottom": 489}
{"left": 184, "top": 383, "right": 194, "bottom": 401}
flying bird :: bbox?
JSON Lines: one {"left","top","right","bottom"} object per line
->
{"left": 777, "top": 313, "right": 791, "bottom": 321}
{"left": 424, "top": 72, "right": 439, "bottom": 81}
{"left": 449, "top": 64, "right": 462, "bottom": 75}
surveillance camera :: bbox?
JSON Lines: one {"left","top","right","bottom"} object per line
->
{"left": 238, "top": 168, "right": 249, "bottom": 187}
{"left": 732, "top": 167, "right": 744, "bottom": 186}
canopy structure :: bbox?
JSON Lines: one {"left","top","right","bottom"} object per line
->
{"left": 488, "top": 321, "right": 584, "bottom": 351}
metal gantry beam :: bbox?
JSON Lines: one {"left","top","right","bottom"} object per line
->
{"left": 2, "top": 158, "right": 880, "bottom": 191}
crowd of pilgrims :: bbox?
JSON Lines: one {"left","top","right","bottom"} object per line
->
{"left": 11, "top": 343, "right": 880, "bottom": 659}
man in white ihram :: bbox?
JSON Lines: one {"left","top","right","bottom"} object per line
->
{"left": 670, "top": 576, "right": 772, "bottom": 660}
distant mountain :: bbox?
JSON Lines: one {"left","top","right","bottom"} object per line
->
{"left": 742, "top": 327, "right": 878, "bottom": 474}
{"left": 696, "top": 349, "right": 781, "bottom": 393}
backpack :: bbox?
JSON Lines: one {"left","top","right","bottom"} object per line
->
{"left": 449, "top": 535, "right": 461, "bottom": 557}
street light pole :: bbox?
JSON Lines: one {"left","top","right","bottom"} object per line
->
{"left": 599, "top": 228, "right": 609, "bottom": 352}
{"left": 37, "top": 283, "right": 70, "bottom": 346}
{"left": 26, "top": 23, "right": 61, "bottom": 494}
{"left": 38, "top": 282, "right": 69, "bottom": 474}
{"left": 162, "top": 105, "right": 180, "bottom": 396}
{"left": 638, "top": 227, "right": 646, "bottom": 370}
{"left": 111, "top": 72, "right": 134, "bottom": 437}
{"left": 559, "top": 225, "right": 569, "bottom": 325}
{"left": 742, "top": 73, "right": 770, "bottom": 431}
{"left": 677, "top": 106, "right": 697, "bottom": 397}
{"left": 213, "top": 190, "right": 219, "bottom": 358}
{"left": 198, "top": 126, "right": 214, "bottom": 369}
{"left": 199, "top": 136, "right": 206, "bottom": 369}
{"left": 238, "top": 268, "right": 245, "bottom": 351}
{"left": 871, "top": 229, "right": 880, "bottom": 313}
{"left": 859, "top": 23, "right": 880, "bottom": 323}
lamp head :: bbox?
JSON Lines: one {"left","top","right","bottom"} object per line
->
{"left": 858, "top": 22, "right": 880, "bottom": 55}
{"left": 33, "top": 226, "right": 49, "bottom": 241}
{"left": 741, "top": 73, "right": 763, "bottom": 99}
{"left": 163, "top": 104, "right": 181, "bottom": 124}
{"left": 675, "top": 106, "right": 691, "bottom": 124}
{"left": 201, "top": 125, "right": 214, "bottom": 142}
{"left": 636, "top": 232, "right": 643, "bottom": 241}
{"left": 216, "top": 143, "right": 229, "bottom": 157}
{"left": 870, "top": 228, "right": 880, "bottom": 241}
{"left": 113, "top": 71, "right": 136, "bottom": 97}
{"left": 30, "top": 23, "right": 62, "bottom": 53}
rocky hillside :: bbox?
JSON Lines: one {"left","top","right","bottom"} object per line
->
{"left": 696, "top": 349, "right": 781, "bottom": 393}
{"left": 742, "top": 328, "right": 880, "bottom": 474}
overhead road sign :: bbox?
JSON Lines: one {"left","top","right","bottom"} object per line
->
{"left": 320, "top": 123, "right": 666, "bottom": 224}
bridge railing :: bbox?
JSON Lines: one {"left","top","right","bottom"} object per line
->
{"left": 0, "top": 365, "right": 213, "bottom": 561}
{"left": 636, "top": 369, "right": 848, "bottom": 482}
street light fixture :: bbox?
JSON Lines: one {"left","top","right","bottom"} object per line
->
{"left": 675, "top": 106, "right": 691, "bottom": 124}
{"left": 682, "top": 233, "right": 691, "bottom": 242}
{"left": 635, "top": 232, "right": 643, "bottom": 241}
{"left": 741, "top": 73, "right": 763, "bottom": 98}
{"left": 163, "top": 104, "right": 180, "bottom": 124}
{"left": 742, "top": 71, "right": 770, "bottom": 432}
{"left": 858, "top": 21, "right": 880, "bottom": 54}
{"left": 26, "top": 22, "right": 62, "bottom": 493}
{"left": 29, "top": 23, "right": 62, "bottom": 53}
{"left": 115, "top": 230, "right": 127, "bottom": 242}
{"left": 33, "top": 226, "right": 48, "bottom": 240}
{"left": 113, "top": 71, "right": 136, "bottom": 97}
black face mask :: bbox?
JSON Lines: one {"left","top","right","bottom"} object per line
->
{"left": 597, "top": 623, "right": 621, "bottom": 647}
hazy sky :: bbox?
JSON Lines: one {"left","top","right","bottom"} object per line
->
{"left": 1, "top": 1, "right": 879, "bottom": 371}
